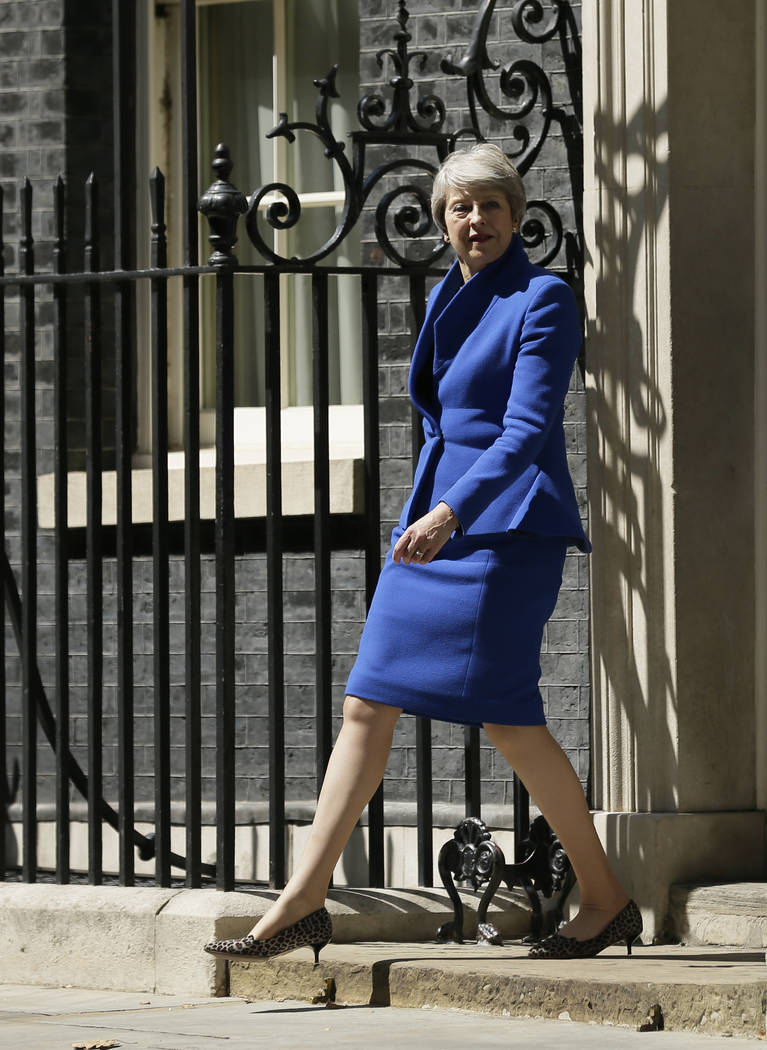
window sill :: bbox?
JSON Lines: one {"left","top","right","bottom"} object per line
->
{"left": 38, "top": 405, "right": 365, "bottom": 528}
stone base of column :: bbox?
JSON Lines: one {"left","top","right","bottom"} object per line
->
{"left": 589, "top": 811, "right": 765, "bottom": 942}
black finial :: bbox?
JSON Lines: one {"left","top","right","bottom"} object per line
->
{"left": 211, "top": 144, "right": 233, "bottom": 183}
{"left": 396, "top": 0, "right": 409, "bottom": 32}
{"left": 198, "top": 144, "right": 248, "bottom": 265}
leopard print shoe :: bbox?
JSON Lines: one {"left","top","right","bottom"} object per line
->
{"left": 528, "top": 899, "right": 642, "bottom": 959}
{"left": 204, "top": 906, "right": 332, "bottom": 967}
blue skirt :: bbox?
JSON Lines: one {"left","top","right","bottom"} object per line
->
{"left": 345, "top": 530, "right": 568, "bottom": 727}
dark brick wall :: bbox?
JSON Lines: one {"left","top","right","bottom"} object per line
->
{"left": 2, "top": 0, "right": 589, "bottom": 837}
{"left": 0, "top": 0, "right": 114, "bottom": 475}
{"left": 19, "top": 549, "right": 367, "bottom": 806}
{"left": 1, "top": 0, "right": 116, "bottom": 817}
{"left": 1, "top": 0, "right": 67, "bottom": 557}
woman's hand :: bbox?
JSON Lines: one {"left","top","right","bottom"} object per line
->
{"left": 392, "top": 502, "right": 459, "bottom": 565}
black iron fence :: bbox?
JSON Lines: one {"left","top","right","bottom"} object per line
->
{"left": 0, "top": 0, "right": 583, "bottom": 892}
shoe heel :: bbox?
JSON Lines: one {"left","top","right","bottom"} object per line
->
{"left": 312, "top": 940, "right": 329, "bottom": 967}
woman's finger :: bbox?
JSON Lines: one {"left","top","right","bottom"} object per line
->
{"left": 405, "top": 542, "right": 423, "bottom": 564}
{"left": 393, "top": 530, "right": 416, "bottom": 563}
{"left": 394, "top": 531, "right": 425, "bottom": 565}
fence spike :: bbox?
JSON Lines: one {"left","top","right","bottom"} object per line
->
{"left": 53, "top": 175, "right": 66, "bottom": 273}
{"left": 84, "top": 173, "right": 99, "bottom": 272}
{"left": 150, "top": 167, "right": 167, "bottom": 268}
{"left": 149, "top": 167, "right": 166, "bottom": 230}
{"left": 20, "top": 178, "right": 33, "bottom": 274}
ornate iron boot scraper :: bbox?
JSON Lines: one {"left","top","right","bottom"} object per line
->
{"left": 437, "top": 815, "right": 575, "bottom": 944}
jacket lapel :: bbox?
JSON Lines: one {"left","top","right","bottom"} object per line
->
{"left": 408, "top": 261, "right": 463, "bottom": 424}
{"left": 409, "top": 238, "right": 530, "bottom": 422}
{"left": 434, "top": 238, "right": 527, "bottom": 375}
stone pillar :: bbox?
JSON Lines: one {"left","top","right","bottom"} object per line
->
{"left": 582, "top": 0, "right": 765, "bottom": 936}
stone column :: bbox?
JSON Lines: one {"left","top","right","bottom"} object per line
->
{"left": 582, "top": 0, "right": 764, "bottom": 936}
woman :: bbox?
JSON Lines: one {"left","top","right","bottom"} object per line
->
{"left": 205, "top": 144, "right": 641, "bottom": 964}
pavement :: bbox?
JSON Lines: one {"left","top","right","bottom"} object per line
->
{"left": 1, "top": 984, "right": 765, "bottom": 1050}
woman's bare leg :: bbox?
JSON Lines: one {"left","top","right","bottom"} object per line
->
{"left": 483, "top": 723, "right": 628, "bottom": 940}
{"left": 249, "top": 695, "right": 402, "bottom": 940}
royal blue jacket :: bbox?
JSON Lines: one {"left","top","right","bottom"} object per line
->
{"left": 400, "top": 236, "right": 590, "bottom": 552}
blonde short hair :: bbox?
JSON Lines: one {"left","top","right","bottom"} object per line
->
{"left": 431, "top": 143, "right": 526, "bottom": 233}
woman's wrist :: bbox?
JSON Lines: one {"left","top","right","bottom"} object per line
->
{"left": 436, "top": 501, "right": 459, "bottom": 530}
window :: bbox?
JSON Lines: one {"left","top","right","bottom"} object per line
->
{"left": 136, "top": 0, "right": 362, "bottom": 456}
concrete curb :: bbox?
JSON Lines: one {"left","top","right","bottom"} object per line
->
{"left": 1, "top": 883, "right": 181, "bottom": 993}
{"left": 0, "top": 882, "right": 529, "bottom": 997}
{"left": 229, "top": 942, "right": 767, "bottom": 1038}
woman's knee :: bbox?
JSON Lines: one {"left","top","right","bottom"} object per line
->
{"left": 343, "top": 695, "right": 402, "bottom": 735}
{"left": 483, "top": 722, "right": 549, "bottom": 758}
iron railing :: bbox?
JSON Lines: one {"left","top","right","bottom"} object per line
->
{"left": 0, "top": 0, "right": 582, "bottom": 891}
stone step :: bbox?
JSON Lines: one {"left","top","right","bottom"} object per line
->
{"left": 227, "top": 940, "right": 767, "bottom": 1038}
{"left": 669, "top": 882, "right": 767, "bottom": 947}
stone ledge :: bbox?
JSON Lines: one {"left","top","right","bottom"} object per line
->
{"left": 4, "top": 817, "right": 522, "bottom": 887}
{"left": 36, "top": 457, "right": 364, "bottom": 527}
{"left": 669, "top": 882, "right": 767, "bottom": 948}
{"left": 6, "top": 799, "right": 520, "bottom": 829}
{"left": 37, "top": 404, "right": 366, "bottom": 526}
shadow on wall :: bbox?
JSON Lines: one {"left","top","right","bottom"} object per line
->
{"left": 586, "top": 97, "right": 678, "bottom": 813}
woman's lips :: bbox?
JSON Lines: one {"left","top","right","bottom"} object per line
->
{"left": 470, "top": 233, "right": 491, "bottom": 243}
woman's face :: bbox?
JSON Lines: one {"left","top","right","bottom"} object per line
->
{"left": 443, "top": 185, "right": 517, "bottom": 281}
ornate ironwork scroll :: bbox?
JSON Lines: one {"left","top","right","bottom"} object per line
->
{"left": 437, "top": 814, "right": 575, "bottom": 945}
{"left": 357, "top": 3, "right": 446, "bottom": 135}
{"left": 441, "top": 0, "right": 581, "bottom": 269}
{"left": 198, "top": 0, "right": 582, "bottom": 276}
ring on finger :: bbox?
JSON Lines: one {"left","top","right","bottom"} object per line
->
{"left": 415, "top": 549, "right": 424, "bottom": 557}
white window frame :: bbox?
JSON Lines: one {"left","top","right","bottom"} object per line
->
{"left": 137, "top": 0, "right": 358, "bottom": 460}
{"left": 124, "top": 0, "right": 365, "bottom": 521}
